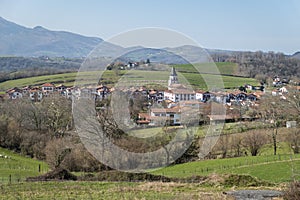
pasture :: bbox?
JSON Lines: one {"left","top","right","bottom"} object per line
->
{"left": 0, "top": 62, "right": 259, "bottom": 92}
{"left": 0, "top": 147, "right": 48, "bottom": 183}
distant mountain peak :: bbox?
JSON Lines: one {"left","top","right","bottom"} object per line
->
{"left": 33, "top": 25, "right": 47, "bottom": 30}
{"left": 0, "top": 16, "right": 103, "bottom": 57}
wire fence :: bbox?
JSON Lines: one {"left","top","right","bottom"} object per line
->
{"left": 0, "top": 164, "right": 48, "bottom": 184}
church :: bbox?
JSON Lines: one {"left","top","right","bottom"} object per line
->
{"left": 164, "top": 67, "right": 196, "bottom": 102}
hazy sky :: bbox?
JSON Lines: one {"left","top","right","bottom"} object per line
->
{"left": 0, "top": 0, "right": 300, "bottom": 54}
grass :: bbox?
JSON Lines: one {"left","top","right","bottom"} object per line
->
{"left": 0, "top": 146, "right": 293, "bottom": 199}
{"left": 222, "top": 160, "right": 300, "bottom": 183}
{"left": 152, "top": 154, "right": 300, "bottom": 183}
{"left": 174, "top": 62, "right": 239, "bottom": 75}
{"left": 0, "top": 147, "right": 48, "bottom": 183}
{"left": 0, "top": 181, "right": 233, "bottom": 200}
{"left": 0, "top": 62, "right": 259, "bottom": 92}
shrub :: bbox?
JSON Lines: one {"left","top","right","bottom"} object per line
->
{"left": 284, "top": 181, "right": 300, "bottom": 200}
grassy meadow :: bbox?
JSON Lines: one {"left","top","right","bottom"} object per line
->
{"left": 0, "top": 62, "right": 259, "bottom": 91}
{"left": 0, "top": 181, "right": 233, "bottom": 200}
{"left": 0, "top": 147, "right": 48, "bottom": 183}
{"left": 152, "top": 154, "right": 300, "bottom": 183}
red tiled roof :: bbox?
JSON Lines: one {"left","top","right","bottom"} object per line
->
{"left": 42, "top": 83, "right": 54, "bottom": 87}
{"left": 136, "top": 120, "right": 150, "bottom": 124}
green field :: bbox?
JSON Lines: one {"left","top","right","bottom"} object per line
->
{"left": 0, "top": 146, "right": 295, "bottom": 199}
{"left": 0, "top": 181, "right": 233, "bottom": 200}
{"left": 0, "top": 62, "right": 259, "bottom": 91}
{"left": 0, "top": 147, "right": 48, "bottom": 183}
{"left": 174, "top": 62, "right": 239, "bottom": 75}
{"left": 152, "top": 154, "right": 300, "bottom": 183}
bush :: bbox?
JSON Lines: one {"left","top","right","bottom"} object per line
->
{"left": 284, "top": 181, "right": 300, "bottom": 200}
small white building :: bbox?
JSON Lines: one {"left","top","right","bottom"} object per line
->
{"left": 29, "top": 89, "right": 43, "bottom": 101}
{"left": 41, "top": 83, "right": 55, "bottom": 95}
{"left": 7, "top": 88, "right": 23, "bottom": 99}
{"left": 286, "top": 121, "right": 297, "bottom": 128}
{"left": 150, "top": 107, "right": 181, "bottom": 126}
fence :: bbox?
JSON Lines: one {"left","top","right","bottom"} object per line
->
{"left": 0, "top": 164, "right": 48, "bottom": 184}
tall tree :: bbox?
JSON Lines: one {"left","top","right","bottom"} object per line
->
{"left": 259, "top": 95, "right": 286, "bottom": 155}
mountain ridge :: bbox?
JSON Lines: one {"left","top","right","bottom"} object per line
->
{"left": 0, "top": 17, "right": 297, "bottom": 59}
{"left": 0, "top": 17, "right": 102, "bottom": 57}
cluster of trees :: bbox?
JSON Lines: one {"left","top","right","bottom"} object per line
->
{"left": 0, "top": 96, "right": 104, "bottom": 172}
{"left": 211, "top": 51, "right": 300, "bottom": 82}
{"left": 0, "top": 56, "right": 82, "bottom": 83}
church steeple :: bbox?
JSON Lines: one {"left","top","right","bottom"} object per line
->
{"left": 168, "top": 67, "right": 179, "bottom": 89}
{"left": 170, "top": 67, "right": 177, "bottom": 76}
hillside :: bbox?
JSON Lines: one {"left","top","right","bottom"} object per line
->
{"left": 0, "top": 62, "right": 259, "bottom": 91}
{"left": 153, "top": 154, "right": 300, "bottom": 183}
{"left": 292, "top": 51, "right": 300, "bottom": 60}
{"left": 0, "top": 147, "right": 48, "bottom": 183}
{"left": 0, "top": 17, "right": 102, "bottom": 57}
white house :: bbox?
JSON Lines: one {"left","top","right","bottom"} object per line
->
{"left": 29, "top": 89, "right": 43, "bottom": 101}
{"left": 150, "top": 107, "right": 181, "bottom": 126}
{"left": 41, "top": 83, "right": 55, "bottom": 95}
{"left": 7, "top": 88, "right": 23, "bottom": 99}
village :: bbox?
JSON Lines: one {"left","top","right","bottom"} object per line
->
{"left": 3, "top": 67, "right": 297, "bottom": 128}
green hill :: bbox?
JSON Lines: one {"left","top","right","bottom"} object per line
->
{"left": 0, "top": 62, "right": 258, "bottom": 91}
{"left": 0, "top": 147, "right": 48, "bottom": 183}
{"left": 152, "top": 154, "right": 300, "bottom": 183}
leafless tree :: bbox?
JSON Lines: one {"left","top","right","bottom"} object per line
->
{"left": 287, "top": 128, "right": 300, "bottom": 154}
{"left": 259, "top": 95, "right": 286, "bottom": 155}
{"left": 231, "top": 134, "right": 243, "bottom": 157}
{"left": 243, "top": 130, "right": 267, "bottom": 156}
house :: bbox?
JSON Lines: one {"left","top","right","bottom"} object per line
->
{"left": 29, "top": 89, "right": 43, "bottom": 102}
{"left": 236, "top": 92, "right": 248, "bottom": 101}
{"left": 6, "top": 87, "right": 23, "bottom": 99}
{"left": 272, "top": 90, "right": 278, "bottom": 96}
{"left": 56, "top": 84, "right": 67, "bottom": 92}
{"left": 41, "top": 83, "right": 55, "bottom": 95}
{"left": 195, "top": 90, "right": 205, "bottom": 101}
{"left": 164, "top": 87, "right": 196, "bottom": 102}
{"left": 279, "top": 86, "right": 288, "bottom": 94}
{"left": 247, "top": 93, "right": 258, "bottom": 101}
{"left": 214, "top": 92, "right": 228, "bottom": 104}
{"left": 286, "top": 121, "right": 297, "bottom": 128}
{"left": 202, "top": 91, "right": 212, "bottom": 102}
{"left": 148, "top": 90, "right": 164, "bottom": 103}
{"left": 136, "top": 113, "right": 151, "bottom": 126}
{"left": 150, "top": 107, "right": 181, "bottom": 126}
{"left": 21, "top": 86, "right": 31, "bottom": 95}
{"left": 96, "top": 85, "right": 110, "bottom": 100}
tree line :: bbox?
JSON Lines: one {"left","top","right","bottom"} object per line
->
{"left": 0, "top": 56, "right": 82, "bottom": 83}
{"left": 211, "top": 51, "right": 300, "bottom": 83}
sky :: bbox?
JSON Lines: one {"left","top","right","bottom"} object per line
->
{"left": 0, "top": 0, "right": 300, "bottom": 54}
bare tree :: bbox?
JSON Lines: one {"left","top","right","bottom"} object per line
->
{"left": 42, "top": 96, "right": 73, "bottom": 137}
{"left": 214, "top": 134, "right": 229, "bottom": 158}
{"left": 231, "top": 134, "right": 243, "bottom": 157}
{"left": 259, "top": 95, "right": 286, "bottom": 155}
{"left": 287, "top": 128, "right": 300, "bottom": 154}
{"left": 44, "top": 138, "right": 73, "bottom": 169}
{"left": 243, "top": 130, "right": 267, "bottom": 156}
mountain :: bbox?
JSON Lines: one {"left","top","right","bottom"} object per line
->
{"left": 0, "top": 17, "right": 102, "bottom": 57}
{"left": 3, "top": 16, "right": 286, "bottom": 62}
{"left": 291, "top": 52, "right": 300, "bottom": 60}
